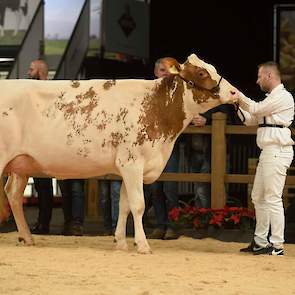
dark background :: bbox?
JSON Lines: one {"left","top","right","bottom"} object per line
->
{"left": 149, "top": 0, "right": 289, "bottom": 99}
{"left": 148, "top": 0, "right": 294, "bottom": 206}
{"left": 86, "top": 1, "right": 291, "bottom": 100}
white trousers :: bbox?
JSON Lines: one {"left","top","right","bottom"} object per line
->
{"left": 252, "top": 145, "right": 293, "bottom": 248}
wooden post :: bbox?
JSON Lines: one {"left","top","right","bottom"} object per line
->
{"left": 85, "top": 179, "right": 99, "bottom": 220}
{"left": 211, "top": 112, "right": 226, "bottom": 208}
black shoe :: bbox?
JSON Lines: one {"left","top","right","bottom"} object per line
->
{"left": 62, "top": 221, "right": 84, "bottom": 236}
{"left": 240, "top": 240, "right": 256, "bottom": 252}
{"left": 163, "top": 228, "right": 179, "bottom": 240}
{"left": 71, "top": 222, "right": 84, "bottom": 236}
{"left": 269, "top": 247, "right": 284, "bottom": 256}
{"left": 147, "top": 228, "right": 166, "bottom": 239}
{"left": 31, "top": 223, "right": 50, "bottom": 235}
{"left": 253, "top": 244, "right": 273, "bottom": 255}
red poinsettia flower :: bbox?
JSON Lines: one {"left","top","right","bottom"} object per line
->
{"left": 168, "top": 205, "right": 255, "bottom": 229}
{"left": 229, "top": 214, "right": 241, "bottom": 224}
{"left": 193, "top": 217, "right": 201, "bottom": 228}
{"left": 198, "top": 207, "right": 210, "bottom": 214}
{"left": 168, "top": 207, "right": 181, "bottom": 221}
{"left": 209, "top": 213, "right": 224, "bottom": 227}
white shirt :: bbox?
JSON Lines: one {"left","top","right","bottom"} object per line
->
{"left": 238, "top": 84, "right": 294, "bottom": 149}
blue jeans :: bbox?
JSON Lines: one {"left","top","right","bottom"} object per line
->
{"left": 34, "top": 178, "right": 54, "bottom": 227}
{"left": 190, "top": 151, "right": 211, "bottom": 208}
{"left": 145, "top": 145, "right": 179, "bottom": 230}
{"left": 59, "top": 179, "right": 85, "bottom": 224}
{"left": 100, "top": 180, "right": 121, "bottom": 230}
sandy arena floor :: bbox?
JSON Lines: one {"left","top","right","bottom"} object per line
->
{"left": 1, "top": 231, "right": 295, "bottom": 295}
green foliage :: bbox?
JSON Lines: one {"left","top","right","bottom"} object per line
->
{"left": 45, "top": 39, "right": 67, "bottom": 55}
{"left": 0, "top": 30, "right": 25, "bottom": 45}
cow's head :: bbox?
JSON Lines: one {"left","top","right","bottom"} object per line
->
{"left": 170, "top": 54, "right": 237, "bottom": 107}
{"left": 137, "top": 54, "right": 238, "bottom": 143}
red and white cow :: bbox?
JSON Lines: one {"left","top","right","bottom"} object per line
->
{"left": 0, "top": 54, "right": 237, "bottom": 253}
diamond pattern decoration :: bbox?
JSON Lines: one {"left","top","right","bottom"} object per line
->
{"left": 118, "top": 4, "right": 136, "bottom": 37}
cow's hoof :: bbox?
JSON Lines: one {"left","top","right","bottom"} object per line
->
{"left": 18, "top": 237, "right": 34, "bottom": 246}
{"left": 115, "top": 239, "right": 128, "bottom": 251}
{"left": 137, "top": 244, "right": 152, "bottom": 254}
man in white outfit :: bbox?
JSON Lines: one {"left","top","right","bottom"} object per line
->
{"left": 236, "top": 62, "right": 294, "bottom": 255}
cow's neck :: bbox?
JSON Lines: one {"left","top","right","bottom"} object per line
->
{"left": 181, "top": 82, "right": 221, "bottom": 130}
{"left": 136, "top": 76, "right": 186, "bottom": 144}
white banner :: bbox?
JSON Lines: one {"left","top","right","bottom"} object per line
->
{"left": 0, "top": 0, "right": 40, "bottom": 45}
{"left": 102, "top": 0, "right": 149, "bottom": 58}
{"left": 8, "top": 0, "right": 44, "bottom": 78}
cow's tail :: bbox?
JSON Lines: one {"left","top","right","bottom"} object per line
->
{"left": 0, "top": 178, "right": 10, "bottom": 223}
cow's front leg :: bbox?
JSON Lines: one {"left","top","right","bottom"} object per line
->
{"left": 5, "top": 174, "right": 33, "bottom": 245}
{"left": 114, "top": 183, "right": 129, "bottom": 251}
{"left": 119, "top": 164, "right": 152, "bottom": 254}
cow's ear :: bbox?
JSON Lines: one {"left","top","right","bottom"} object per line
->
{"left": 187, "top": 54, "right": 200, "bottom": 66}
{"left": 168, "top": 65, "right": 180, "bottom": 74}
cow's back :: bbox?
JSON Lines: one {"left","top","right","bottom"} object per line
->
{"left": 0, "top": 79, "right": 159, "bottom": 178}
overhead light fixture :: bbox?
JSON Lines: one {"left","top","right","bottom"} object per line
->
{"left": 0, "top": 58, "right": 14, "bottom": 62}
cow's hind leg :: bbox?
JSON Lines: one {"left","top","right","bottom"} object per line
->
{"left": 0, "top": 177, "right": 10, "bottom": 222}
{"left": 114, "top": 183, "right": 130, "bottom": 251}
{"left": 5, "top": 173, "right": 33, "bottom": 245}
{"left": 119, "top": 165, "right": 152, "bottom": 254}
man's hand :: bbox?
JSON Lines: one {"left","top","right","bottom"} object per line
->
{"left": 232, "top": 90, "right": 250, "bottom": 111}
{"left": 232, "top": 90, "right": 242, "bottom": 103}
{"left": 192, "top": 114, "right": 207, "bottom": 127}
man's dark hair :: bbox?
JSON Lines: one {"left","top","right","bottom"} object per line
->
{"left": 258, "top": 61, "right": 281, "bottom": 77}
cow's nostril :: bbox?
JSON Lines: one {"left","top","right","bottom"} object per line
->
{"left": 230, "top": 91, "right": 236, "bottom": 95}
